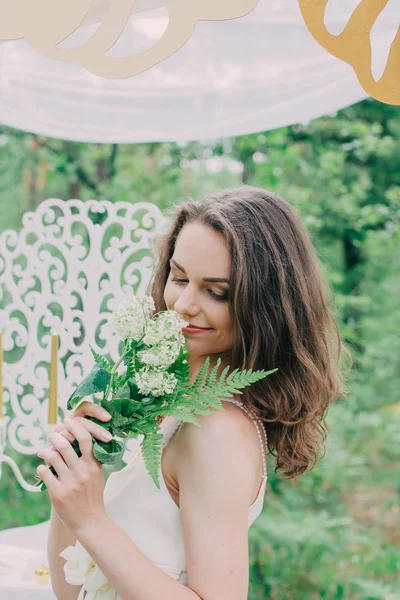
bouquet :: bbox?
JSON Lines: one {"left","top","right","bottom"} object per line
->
{"left": 35, "top": 294, "right": 277, "bottom": 489}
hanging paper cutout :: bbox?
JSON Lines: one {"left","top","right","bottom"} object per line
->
{"left": 0, "top": 0, "right": 260, "bottom": 79}
{"left": 298, "top": 0, "right": 400, "bottom": 106}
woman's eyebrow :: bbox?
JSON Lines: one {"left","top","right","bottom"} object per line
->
{"left": 170, "top": 258, "right": 230, "bottom": 284}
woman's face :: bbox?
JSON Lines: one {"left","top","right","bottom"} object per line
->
{"left": 163, "top": 221, "right": 234, "bottom": 362}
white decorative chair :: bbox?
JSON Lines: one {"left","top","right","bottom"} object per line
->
{"left": 0, "top": 198, "right": 167, "bottom": 550}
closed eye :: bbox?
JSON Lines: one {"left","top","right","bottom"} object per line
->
{"left": 171, "top": 277, "right": 229, "bottom": 302}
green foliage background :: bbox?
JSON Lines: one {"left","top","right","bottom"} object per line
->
{"left": 1, "top": 98, "right": 399, "bottom": 599}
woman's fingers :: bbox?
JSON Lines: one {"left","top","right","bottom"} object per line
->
{"left": 60, "top": 428, "right": 75, "bottom": 443}
{"left": 47, "top": 403, "right": 111, "bottom": 441}
{"left": 48, "top": 423, "right": 65, "bottom": 435}
{"left": 64, "top": 402, "right": 112, "bottom": 441}
{"left": 71, "top": 401, "right": 112, "bottom": 423}
{"left": 48, "top": 429, "right": 93, "bottom": 467}
{"left": 64, "top": 416, "right": 112, "bottom": 442}
{"left": 37, "top": 447, "right": 70, "bottom": 478}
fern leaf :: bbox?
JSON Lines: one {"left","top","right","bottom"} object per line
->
{"left": 90, "top": 346, "right": 114, "bottom": 373}
{"left": 195, "top": 389, "right": 227, "bottom": 411}
{"left": 112, "top": 373, "right": 126, "bottom": 390}
{"left": 186, "top": 357, "right": 210, "bottom": 394}
{"left": 205, "top": 358, "right": 221, "bottom": 390}
{"left": 141, "top": 430, "right": 164, "bottom": 489}
{"left": 111, "top": 412, "right": 130, "bottom": 428}
{"left": 226, "top": 367, "right": 278, "bottom": 390}
{"left": 160, "top": 405, "right": 201, "bottom": 425}
{"left": 219, "top": 364, "right": 231, "bottom": 384}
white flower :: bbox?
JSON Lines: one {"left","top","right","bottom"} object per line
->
{"left": 138, "top": 339, "right": 182, "bottom": 368}
{"left": 143, "top": 310, "right": 188, "bottom": 346}
{"left": 135, "top": 367, "right": 178, "bottom": 397}
{"left": 59, "top": 541, "right": 117, "bottom": 600}
{"left": 109, "top": 294, "right": 155, "bottom": 341}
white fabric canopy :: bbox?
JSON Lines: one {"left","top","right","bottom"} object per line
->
{"left": 0, "top": 0, "right": 399, "bottom": 143}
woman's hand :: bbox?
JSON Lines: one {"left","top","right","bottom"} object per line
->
{"left": 36, "top": 402, "right": 112, "bottom": 533}
{"left": 58, "top": 401, "right": 113, "bottom": 444}
{"left": 37, "top": 405, "right": 112, "bottom": 534}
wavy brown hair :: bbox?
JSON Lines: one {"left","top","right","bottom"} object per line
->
{"left": 151, "top": 185, "right": 351, "bottom": 479}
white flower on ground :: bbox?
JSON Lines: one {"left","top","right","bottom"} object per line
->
{"left": 143, "top": 310, "right": 188, "bottom": 346}
{"left": 138, "top": 339, "right": 182, "bottom": 368}
{"left": 109, "top": 294, "right": 155, "bottom": 341}
{"left": 135, "top": 367, "right": 178, "bottom": 397}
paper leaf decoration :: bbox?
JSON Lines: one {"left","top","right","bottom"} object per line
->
{"left": 0, "top": 0, "right": 260, "bottom": 79}
{"left": 298, "top": 0, "right": 400, "bottom": 106}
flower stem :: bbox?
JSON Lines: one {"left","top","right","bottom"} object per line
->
{"left": 103, "top": 331, "right": 146, "bottom": 402}
{"left": 104, "top": 344, "right": 132, "bottom": 401}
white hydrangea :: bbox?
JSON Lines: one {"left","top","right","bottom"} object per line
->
{"left": 143, "top": 310, "right": 188, "bottom": 346}
{"left": 135, "top": 368, "right": 178, "bottom": 397}
{"left": 138, "top": 339, "right": 182, "bottom": 368}
{"left": 109, "top": 294, "right": 155, "bottom": 341}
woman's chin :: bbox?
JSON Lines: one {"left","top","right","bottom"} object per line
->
{"left": 185, "top": 341, "right": 211, "bottom": 359}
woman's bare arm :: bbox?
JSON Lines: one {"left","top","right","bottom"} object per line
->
{"left": 45, "top": 402, "right": 112, "bottom": 599}
{"left": 48, "top": 506, "right": 81, "bottom": 600}
{"left": 175, "top": 406, "right": 258, "bottom": 600}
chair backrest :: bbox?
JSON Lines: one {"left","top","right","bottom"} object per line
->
{"left": 0, "top": 198, "right": 168, "bottom": 462}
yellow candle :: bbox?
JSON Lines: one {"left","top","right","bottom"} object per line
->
{"left": 48, "top": 331, "right": 58, "bottom": 425}
{"left": 0, "top": 330, "right": 3, "bottom": 420}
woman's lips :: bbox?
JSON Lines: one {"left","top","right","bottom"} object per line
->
{"left": 182, "top": 324, "right": 213, "bottom": 333}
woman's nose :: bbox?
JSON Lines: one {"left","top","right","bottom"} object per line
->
{"left": 174, "top": 285, "right": 200, "bottom": 316}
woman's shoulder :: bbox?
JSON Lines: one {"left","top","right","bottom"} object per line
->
{"left": 168, "top": 399, "right": 264, "bottom": 501}
{"left": 178, "top": 399, "right": 259, "bottom": 450}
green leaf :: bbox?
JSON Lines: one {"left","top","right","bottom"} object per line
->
{"left": 205, "top": 358, "right": 222, "bottom": 389}
{"left": 159, "top": 405, "right": 202, "bottom": 425}
{"left": 127, "top": 379, "right": 142, "bottom": 399}
{"left": 89, "top": 345, "right": 114, "bottom": 373}
{"left": 67, "top": 363, "right": 111, "bottom": 410}
{"left": 92, "top": 438, "right": 126, "bottom": 465}
{"left": 225, "top": 367, "right": 278, "bottom": 392}
{"left": 219, "top": 363, "right": 231, "bottom": 384}
{"left": 184, "top": 356, "right": 210, "bottom": 395}
{"left": 112, "top": 382, "right": 131, "bottom": 400}
{"left": 123, "top": 341, "right": 137, "bottom": 379}
{"left": 109, "top": 398, "right": 147, "bottom": 418}
{"left": 178, "top": 365, "right": 278, "bottom": 421}
{"left": 141, "top": 430, "right": 164, "bottom": 489}
{"left": 112, "top": 373, "right": 127, "bottom": 390}
{"left": 110, "top": 411, "right": 131, "bottom": 428}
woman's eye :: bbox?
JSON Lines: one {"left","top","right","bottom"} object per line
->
{"left": 171, "top": 276, "right": 228, "bottom": 302}
{"left": 209, "top": 290, "right": 229, "bottom": 302}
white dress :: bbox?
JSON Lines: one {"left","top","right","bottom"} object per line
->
{"left": 59, "top": 399, "right": 268, "bottom": 599}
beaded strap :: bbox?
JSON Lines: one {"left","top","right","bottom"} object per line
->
{"left": 223, "top": 398, "right": 268, "bottom": 480}
{"left": 161, "top": 419, "right": 183, "bottom": 450}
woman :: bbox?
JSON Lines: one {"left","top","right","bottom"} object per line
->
{"left": 38, "top": 185, "right": 350, "bottom": 600}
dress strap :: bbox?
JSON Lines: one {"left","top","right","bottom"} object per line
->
{"left": 161, "top": 418, "right": 183, "bottom": 450}
{"left": 222, "top": 398, "right": 268, "bottom": 480}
